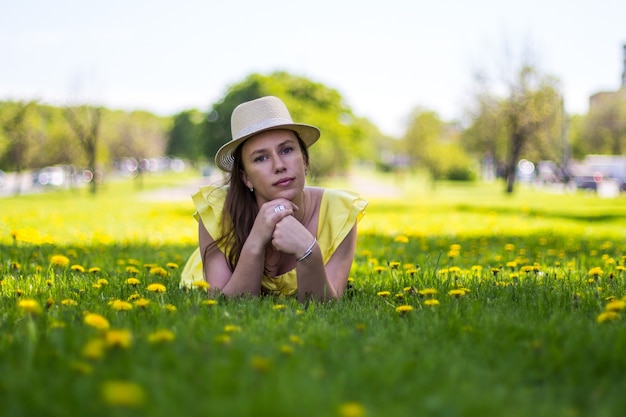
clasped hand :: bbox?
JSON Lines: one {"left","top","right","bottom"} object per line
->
{"left": 253, "top": 199, "right": 312, "bottom": 258}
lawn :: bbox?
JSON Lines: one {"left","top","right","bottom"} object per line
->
{"left": 1, "top": 170, "right": 625, "bottom": 417}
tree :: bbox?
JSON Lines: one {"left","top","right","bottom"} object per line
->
{"left": 583, "top": 92, "right": 626, "bottom": 155}
{"left": 167, "top": 110, "right": 204, "bottom": 161}
{"left": 64, "top": 105, "right": 102, "bottom": 194}
{"left": 0, "top": 100, "right": 38, "bottom": 194}
{"left": 202, "top": 71, "right": 366, "bottom": 177}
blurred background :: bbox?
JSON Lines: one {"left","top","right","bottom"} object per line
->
{"left": 1, "top": 0, "right": 625, "bottom": 197}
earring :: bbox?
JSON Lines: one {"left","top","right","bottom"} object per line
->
{"left": 249, "top": 187, "right": 254, "bottom": 192}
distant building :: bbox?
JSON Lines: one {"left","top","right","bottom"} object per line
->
{"left": 589, "top": 44, "right": 626, "bottom": 112}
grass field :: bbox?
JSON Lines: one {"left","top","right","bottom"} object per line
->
{"left": 1, "top": 170, "right": 626, "bottom": 417}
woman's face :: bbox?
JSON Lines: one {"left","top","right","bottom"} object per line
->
{"left": 240, "top": 129, "right": 307, "bottom": 204}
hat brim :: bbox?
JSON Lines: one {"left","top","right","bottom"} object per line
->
{"left": 214, "top": 124, "right": 320, "bottom": 172}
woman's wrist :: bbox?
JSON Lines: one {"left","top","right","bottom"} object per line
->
{"left": 296, "top": 238, "right": 317, "bottom": 262}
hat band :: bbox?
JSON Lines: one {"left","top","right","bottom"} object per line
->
{"left": 234, "top": 117, "right": 294, "bottom": 140}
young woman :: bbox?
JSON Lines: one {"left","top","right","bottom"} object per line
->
{"left": 180, "top": 96, "right": 367, "bottom": 301}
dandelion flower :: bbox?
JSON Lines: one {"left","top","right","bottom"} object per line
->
{"left": 424, "top": 299, "right": 440, "bottom": 306}
{"left": 280, "top": 344, "right": 294, "bottom": 355}
{"left": 224, "top": 324, "right": 241, "bottom": 333}
{"left": 84, "top": 313, "right": 110, "bottom": 330}
{"left": 394, "top": 235, "right": 409, "bottom": 243}
{"left": 82, "top": 338, "right": 106, "bottom": 360}
{"left": 389, "top": 261, "right": 401, "bottom": 269}
{"left": 50, "top": 255, "right": 70, "bottom": 267}
{"left": 192, "top": 280, "right": 210, "bottom": 290}
{"left": 126, "top": 278, "right": 141, "bottom": 286}
{"left": 588, "top": 267, "right": 604, "bottom": 277}
{"left": 96, "top": 278, "right": 108, "bottom": 286}
{"left": 448, "top": 289, "right": 466, "bottom": 297}
{"left": 71, "top": 264, "right": 85, "bottom": 273}
{"left": 395, "top": 305, "right": 413, "bottom": 314}
{"left": 289, "top": 335, "right": 303, "bottom": 345}
{"left": 61, "top": 299, "right": 78, "bottom": 306}
{"left": 376, "top": 291, "right": 391, "bottom": 297}
{"left": 146, "top": 283, "right": 166, "bottom": 293}
{"left": 215, "top": 334, "right": 231, "bottom": 345}
{"left": 89, "top": 267, "right": 101, "bottom": 274}
{"left": 126, "top": 266, "right": 140, "bottom": 275}
{"left": 110, "top": 300, "right": 133, "bottom": 311}
{"left": 18, "top": 299, "right": 42, "bottom": 315}
{"left": 202, "top": 299, "right": 218, "bottom": 306}
{"left": 250, "top": 356, "right": 272, "bottom": 372}
{"left": 166, "top": 262, "right": 179, "bottom": 269}
{"left": 596, "top": 311, "right": 619, "bottom": 323}
{"left": 605, "top": 300, "right": 626, "bottom": 312}
{"left": 273, "top": 304, "right": 286, "bottom": 310}
{"left": 149, "top": 266, "right": 168, "bottom": 277}
{"left": 104, "top": 329, "right": 132, "bottom": 349}
{"left": 100, "top": 380, "right": 146, "bottom": 408}
{"left": 338, "top": 401, "right": 366, "bottom": 417}
{"left": 133, "top": 298, "right": 150, "bottom": 308}
{"left": 147, "top": 329, "right": 175, "bottom": 344}
{"left": 163, "top": 304, "right": 177, "bottom": 312}
{"left": 418, "top": 288, "right": 437, "bottom": 297}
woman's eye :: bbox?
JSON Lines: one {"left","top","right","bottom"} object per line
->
{"left": 254, "top": 155, "right": 267, "bottom": 163}
{"left": 281, "top": 147, "right": 294, "bottom": 154}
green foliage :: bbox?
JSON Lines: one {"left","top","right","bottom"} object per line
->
{"left": 581, "top": 92, "right": 626, "bottom": 155}
{"left": 166, "top": 110, "right": 204, "bottom": 161}
{"left": 202, "top": 71, "right": 367, "bottom": 177}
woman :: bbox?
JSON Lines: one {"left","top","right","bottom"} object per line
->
{"left": 180, "top": 96, "right": 367, "bottom": 301}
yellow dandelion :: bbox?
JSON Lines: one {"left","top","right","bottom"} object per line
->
{"left": 192, "top": 280, "right": 210, "bottom": 290}
{"left": 17, "top": 299, "right": 42, "bottom": 315}
{"left": 127, "top": 258, "right": 140, "bottom": 266}
{"left": 146, "top": 283, "right": 166, "bottom": 293}
{"left": 96, "top": 278, "right": 108, "bottom": 286}
{"left": 50, "top": 320, "right": 66, "bottom": 329}
{"left": 289, "top": 335, "right": 303, "bottom": 345}
{"left": 448, "top": 289, "right": 466, "bottom": 297}
{"left": 50, "top": 255, "right": 70, "bottom": 267}
{"left": 149, "top": 266, "right": 168, "bottom": 277}
{"left": 424, "top": 299, "right": 440, "bottom": 306}
{"left": 394, "top": 235, "right": 409, "bottom": 243}
{"left": 163, "top": 304, "right": 177, "bottom": 312}
{"left": 61, "top": 299, "right": 78, "bottom": 306}
{"left": 224, "top": 324, "right": 242, "bottom": 333}
{"left": 588, "top": 267, "right": 604, "bottom": 277}
{"left": 71, "top": 264, "right": 85, "bottom": 273}
{"left": 92, "top": 284, "right": 101, "bottom": 290}
{"left": 373, "top": 266, "right": 387, "bottom": 274}
{"left": 100, "top": 380, "right": 146, "bottom": 408}
{"left": 504, "top": 243, "right": 515, "bottom": 251}
{"left": 128, "top": 293, "right": 141, "bottom": 300}
{"left": 395, "top": 305, "right": 414, "bottom": 314}
{"left": 202, "top": 299, "right": 218, "bottom": 306}
{"left": 84, "top": 313, "right": 110, "bottom": 330}
{"left": 89, "top": 267, "right": 101, "bottom": 274}
{"left": 250, "top": 356, "right": 272, "bottom": 372}
{"left": 418, "top": 288, "right": 437, "bottom": 297}
{"left": 133, "top": 298, "right": 150, "bottom": 308}
{"left": 166, "top": 262, "right": 179, "bottom": 269}
{"left": 273, "top": 304, "right": 286, "bottom": 310}
{"left": 110, "top": 300, "right": 133, "bottom": 311}
{"left": 215, "top": 334, "right": 231, "bottom": 345}
{"left": 147, "top": 329, "right": 176, "bottom": 344}
{"left": 126, "top": 266, "right": 140, "bottom": 275}
{"left": 376, "top": 291, "right": 391, "bottom": 297}
{"left": 339, "top": 401, "right": 366, "bottom": 417}
{"left": 104, "top": 329, "right": 133, "bottom": 349}
{"left": 605, "top": 300, "right": 626, "bottom": 312}
{"left": 82, "top": 338, "right": 106, "bottom": 360}
{"left": 389, "top": 261, "right": 401, "bottom": 269}
{"left": 280, "top": 344, "right": 294, "bottom": 355}
{"left": 596, "top": 311, "right": 619, "bottom": 323}
{"left": 126, "top": 278, "right": 141, "bottom": 286}
{"left": 11, "top": 262, "right": 21, "bottom": 270}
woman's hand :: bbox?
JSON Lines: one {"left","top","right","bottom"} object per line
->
{"left": 249, "top": 199, "right": 299, "bottom": 247}
{"left": 271, "top": 214, "right": 313, "bottom": 258}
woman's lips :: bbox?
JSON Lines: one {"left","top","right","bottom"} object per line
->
{"left": 274, "top": 177, "right": 294, "bottom": 186}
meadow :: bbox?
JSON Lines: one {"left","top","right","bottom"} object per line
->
{"left": 1, "top": 170, "right": 626, "bottom": 417}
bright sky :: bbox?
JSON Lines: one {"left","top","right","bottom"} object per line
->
{"left": 1, "top": 0, "right": 624, "bottom": 136}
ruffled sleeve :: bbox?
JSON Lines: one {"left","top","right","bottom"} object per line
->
{"left": 180, "top": 185, "right": 227, "bottom": 287}
{"left": 316, "top": 189, "right": 368, "bottom": 264}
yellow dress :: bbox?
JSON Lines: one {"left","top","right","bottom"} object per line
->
{"left": 180, "top": 186, "right": 368, "bottom": 296}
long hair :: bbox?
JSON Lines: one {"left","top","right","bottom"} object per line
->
{"left": 215, "top": 133, "right": 310, "bottom": 271}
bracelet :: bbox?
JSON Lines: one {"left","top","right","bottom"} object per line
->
{"left": 296, "top": 238, "right": 317, "bottom": 262}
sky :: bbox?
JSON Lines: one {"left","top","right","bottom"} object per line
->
{"left": 1, "top": 0, "right": 625, "bottom": 136}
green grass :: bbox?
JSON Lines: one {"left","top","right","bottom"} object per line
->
{"left": 1, "top": 170, "right": 626, "bottom": 417}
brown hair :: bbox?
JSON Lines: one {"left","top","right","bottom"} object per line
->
{"left": 214, "top": 133, "right": 309, "bottom": 271}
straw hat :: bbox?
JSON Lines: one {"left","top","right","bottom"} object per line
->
{"left": 214, "top": 96, "right": 321, "bottom": 172}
